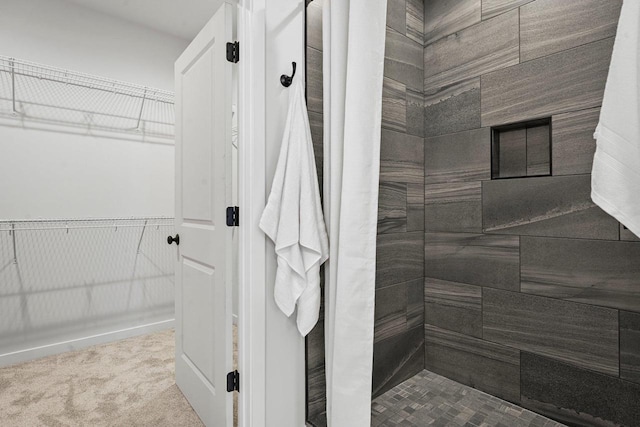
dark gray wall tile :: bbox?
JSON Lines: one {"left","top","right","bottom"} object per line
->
{"left": 306, "top": 0, "right": 323, "bottom": 51}
{"left": 424, "top": 232, "right": 519, "bottom": 291}
{"left": 424, "top": 10, "right": 519, "bottom": 92}
{"left": 481, "top": 37, "right": 614, "bottom": 127}
{"left": 385, "top": 27, "right": 424, "bottom": 91}
{"left": 424, "top": 278, "right": 482, "bottom": 338}
{"left": 495, "top": 128, "right": 527, "bottom": 178}
{"left": 373, "top": 326, "right": 424, "bottom": 397}
{"left": 621, "top": 311, "right": 640, "bottom": 385}
{"left": 425, "top": 324, "right": 520, "bottom": 402}
{"left": 521, "top": 236, "right": 640, "bottom": 312}
{"left": 406, "top": 0, "right": 424, "bottom": 45}
{"left": 387, "top": 0, "right": 407, "bottom": 36}
{"left": 520, "top": 0, "right": 622, "bottom": 62}
{"left": 424, "top": 0, "right": 481, "bottom": 45}
{"left": 382, "top": 77, "right": 407, "bottom": 133}
{"left": 481, "top": 0, "right": 535, "bottom": 20}
{"left": 425, "top": 78, "right": 481, "bottom": 138}
{"left": 621, "top": 224, "right": 640, "bottom": 242}
{"left": 306, "top": 282, "right": 326, "bottom": 427}
{"left": 306, "top": 46, "right": 323, "bottom": 114}
{"left": 526, "top": 125, "right": 550, "bottom": 176}
{"left": 407, "top": 204, "right": 425, "bottom": 232}
{"left": 552, "top": 107, "right": 600, "bottom": 176}
{"left": 482, "top": 175, "right": 619, "bottom": 240}
{"left": 377, "top": 231, "right": 424, "bottom": 289}
{"left": 375, "top": 282, "right": 408, "bottom": 343}
{"left": 378, "top": 182, "right": 407, "bottom": 234}
{"left": 483, "top": 288, "right": 619, "bottom": 376}
{"left": 425, "top": 127, "right": 491, "bottom": 184}
{"left": 407, "top": 278, "right": 424, "bottom": 329}
{"left": 521, "top": 352, "right": 640, "bottom": 427}
{"left": 380, "top": 129, "right": 424, "bottom": 184}
{"left": 425, "top": 182, "right": 482, "bottom": 232}
{"left": 308, "top": 111, "right": 323, "bottom": 181}
{"left": 406, "top": 88, "right": 424, "bottom": 137}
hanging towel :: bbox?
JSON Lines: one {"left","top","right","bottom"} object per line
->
{"left": 259, "top": 77, "right": 329, "bottom": 336}
{"left": 591, "top": 0, "right": 640, "bottom": 238}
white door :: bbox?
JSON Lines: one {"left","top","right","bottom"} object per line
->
{"left": 173, "top": 2, "right": 235, "bottom": 426}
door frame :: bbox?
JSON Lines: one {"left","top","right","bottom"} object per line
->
{"left": 237, "top": 0, "right": 307, "bottom": 426}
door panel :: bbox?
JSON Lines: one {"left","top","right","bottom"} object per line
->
{"left": 174, "top": 2, "right": 234, "bottom": 426}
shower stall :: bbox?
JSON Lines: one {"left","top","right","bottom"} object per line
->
{"left": 305, "top": 1, "right": 640, "bottom": 426}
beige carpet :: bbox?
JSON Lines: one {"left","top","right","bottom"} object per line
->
{"left": 0, "top": 328, "right": 237, "bottom": 427}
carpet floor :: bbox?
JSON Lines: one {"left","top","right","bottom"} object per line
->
{"left": 0, "top": 329, "right": 208, "bottom": 427}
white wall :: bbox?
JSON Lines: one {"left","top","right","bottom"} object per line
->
{"left": 0, "top": 0, "right": 190, "bottom": 364}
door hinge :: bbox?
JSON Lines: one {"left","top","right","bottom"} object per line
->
{"left": 226, "top": 41, "right": 239, "bottom": 63}
{"left": 226, "top": 206, "right": 239, "bottom": 227}
{"left": 227, "top": 370, "right": 240, "bottom": 392}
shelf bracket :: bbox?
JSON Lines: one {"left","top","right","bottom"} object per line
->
{"left": 136, "top": 220, "right": 148, "bottom": 254}
{"left": 135, "top": 88, "right": 148, "bottom": 131}
{"left": 10, "top": 58, "right": 16, "bottom": 114}
{"left": 10, "top": 223, "right": 17, "bottom": 264}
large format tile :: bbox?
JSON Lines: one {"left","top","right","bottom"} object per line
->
{"left": 481, "top": 0, "right": 535, "bottom": 20}
{"left": 521, "top": 236, "right": 640, "bottom": 312}
{"left": 380, "top": 129, "right": 424, "bottom": 185}
{"left": 621, "top": 311, "right": 640, "bottom": 384}
{"left": 385, "top": 27, "right": 423, "bottom": 91}
{"left": 424, "top": 9, "right": 519, "bottom": 92}
{"left": 482, "top": 175, "right": 619, "bottom": 240}
{"left": 406, "top": 0, "right": 423, "bottom": 45}
{"left": 373, "top": 326, "right": 424, "bottom": 397}
{"left": 306, "top": 46, "right": 323, "bottom": 114}
{"left": 407, "top": 183, "right": 425, "bottom": 233}
{"left": 521, "top": 352, "right": 640, "bottom": 427}
{"left": 424, "top": 78, "right": 481, "bottom": 138}
{"left": 406, "top": 278, "right": 423, "bottom": 329}
{"left": 424, "top": 278, "right": 482, "bottom": 338}
{"left": 552, "top": 107, "right": 600, "bottom": 176}
{"left": 306, "top": 312, "right": 326, "bottom": 426}
{"left": 406, "top": 88, "right": 424, "bottom": 137}
{"left": 483, "top": 288, "right": 619, "bottom": 376}
{"left": 376, "top": 231, "right": 423, "bottom": 289}
{"left": 425, "top": 127, "right": 491, "bottom": 184}
{"left": 481, "top": 38, "right": 614, "bottom": 127}
{"left": 424, "top": 232, "right": 519, "bottom": 291}
{"left": 520, "top": 0, "right": 622, "bottom": 62}
{"left": 621, "top": 223, "right": 640, "bottom": 242}
{"left": 375, "top": 282, "right": 408, "bottom": 343}
{"left": 386, "top": 0, "right": 406, "bottom": 36}
{"left": 423, "top": 0, "right": 480, "bottom": 45}
{"left": 378, "top": 182, "right": 407, "bottom": 234}
{"left": 382, "top": 77, "right": 407, "bottom": 133}
{"left": 425, "top": 182, "right": 482, "bottom": 232}
{"left": 425, "top": 325, "right": 520, "bottom": 403}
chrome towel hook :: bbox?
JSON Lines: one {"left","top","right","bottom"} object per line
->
{"left": 280, "top": 62, "right": 296, "bottom": 87}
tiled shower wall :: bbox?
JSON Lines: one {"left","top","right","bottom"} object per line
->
{"left": 305, "top": 0, "right": 426, "bottom": 425}
{"left": 423, "top": 0, "right": 640, "bottom": 426}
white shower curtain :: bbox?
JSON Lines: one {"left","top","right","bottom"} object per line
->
{"left": 322, "top": 0, "right": 387, "bottom": 425}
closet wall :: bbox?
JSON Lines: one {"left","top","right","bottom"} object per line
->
{"left": 423, "top": 1, "right": 640, "bottom": 425}
{"left": 0, "top": 0, "right": 187, "bottom": 365}
{"left": 305, "top": 1, "right": 426, "bottom": 424}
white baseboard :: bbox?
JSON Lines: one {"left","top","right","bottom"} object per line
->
{"left": 0, "top": 318, "right": 175, "bottom": 368}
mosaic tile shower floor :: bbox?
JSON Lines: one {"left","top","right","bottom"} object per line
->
{"left": 370, "top": 370, "right": 565, "bottom": 427}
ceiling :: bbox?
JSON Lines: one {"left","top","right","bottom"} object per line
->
{"left": 64, "top": 0, "right": 223, "bottom": 41}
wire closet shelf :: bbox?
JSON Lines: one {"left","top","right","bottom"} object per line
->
{"left": 0, "top": 56, "right": 175, "bottom": 139}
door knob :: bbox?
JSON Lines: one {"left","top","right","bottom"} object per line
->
{"left": 167, "top": 234, "right": 180, "bottom": 246}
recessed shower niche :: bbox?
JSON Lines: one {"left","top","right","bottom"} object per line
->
{"left": 491, "top": 118, "right": 551, "bottom": 179}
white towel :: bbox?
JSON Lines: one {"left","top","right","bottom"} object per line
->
{"left": 591, "top": 0, "right": 640, "bottom": 238}
{"left": 259, "top": 77, "right": 329, "bottom": 336}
